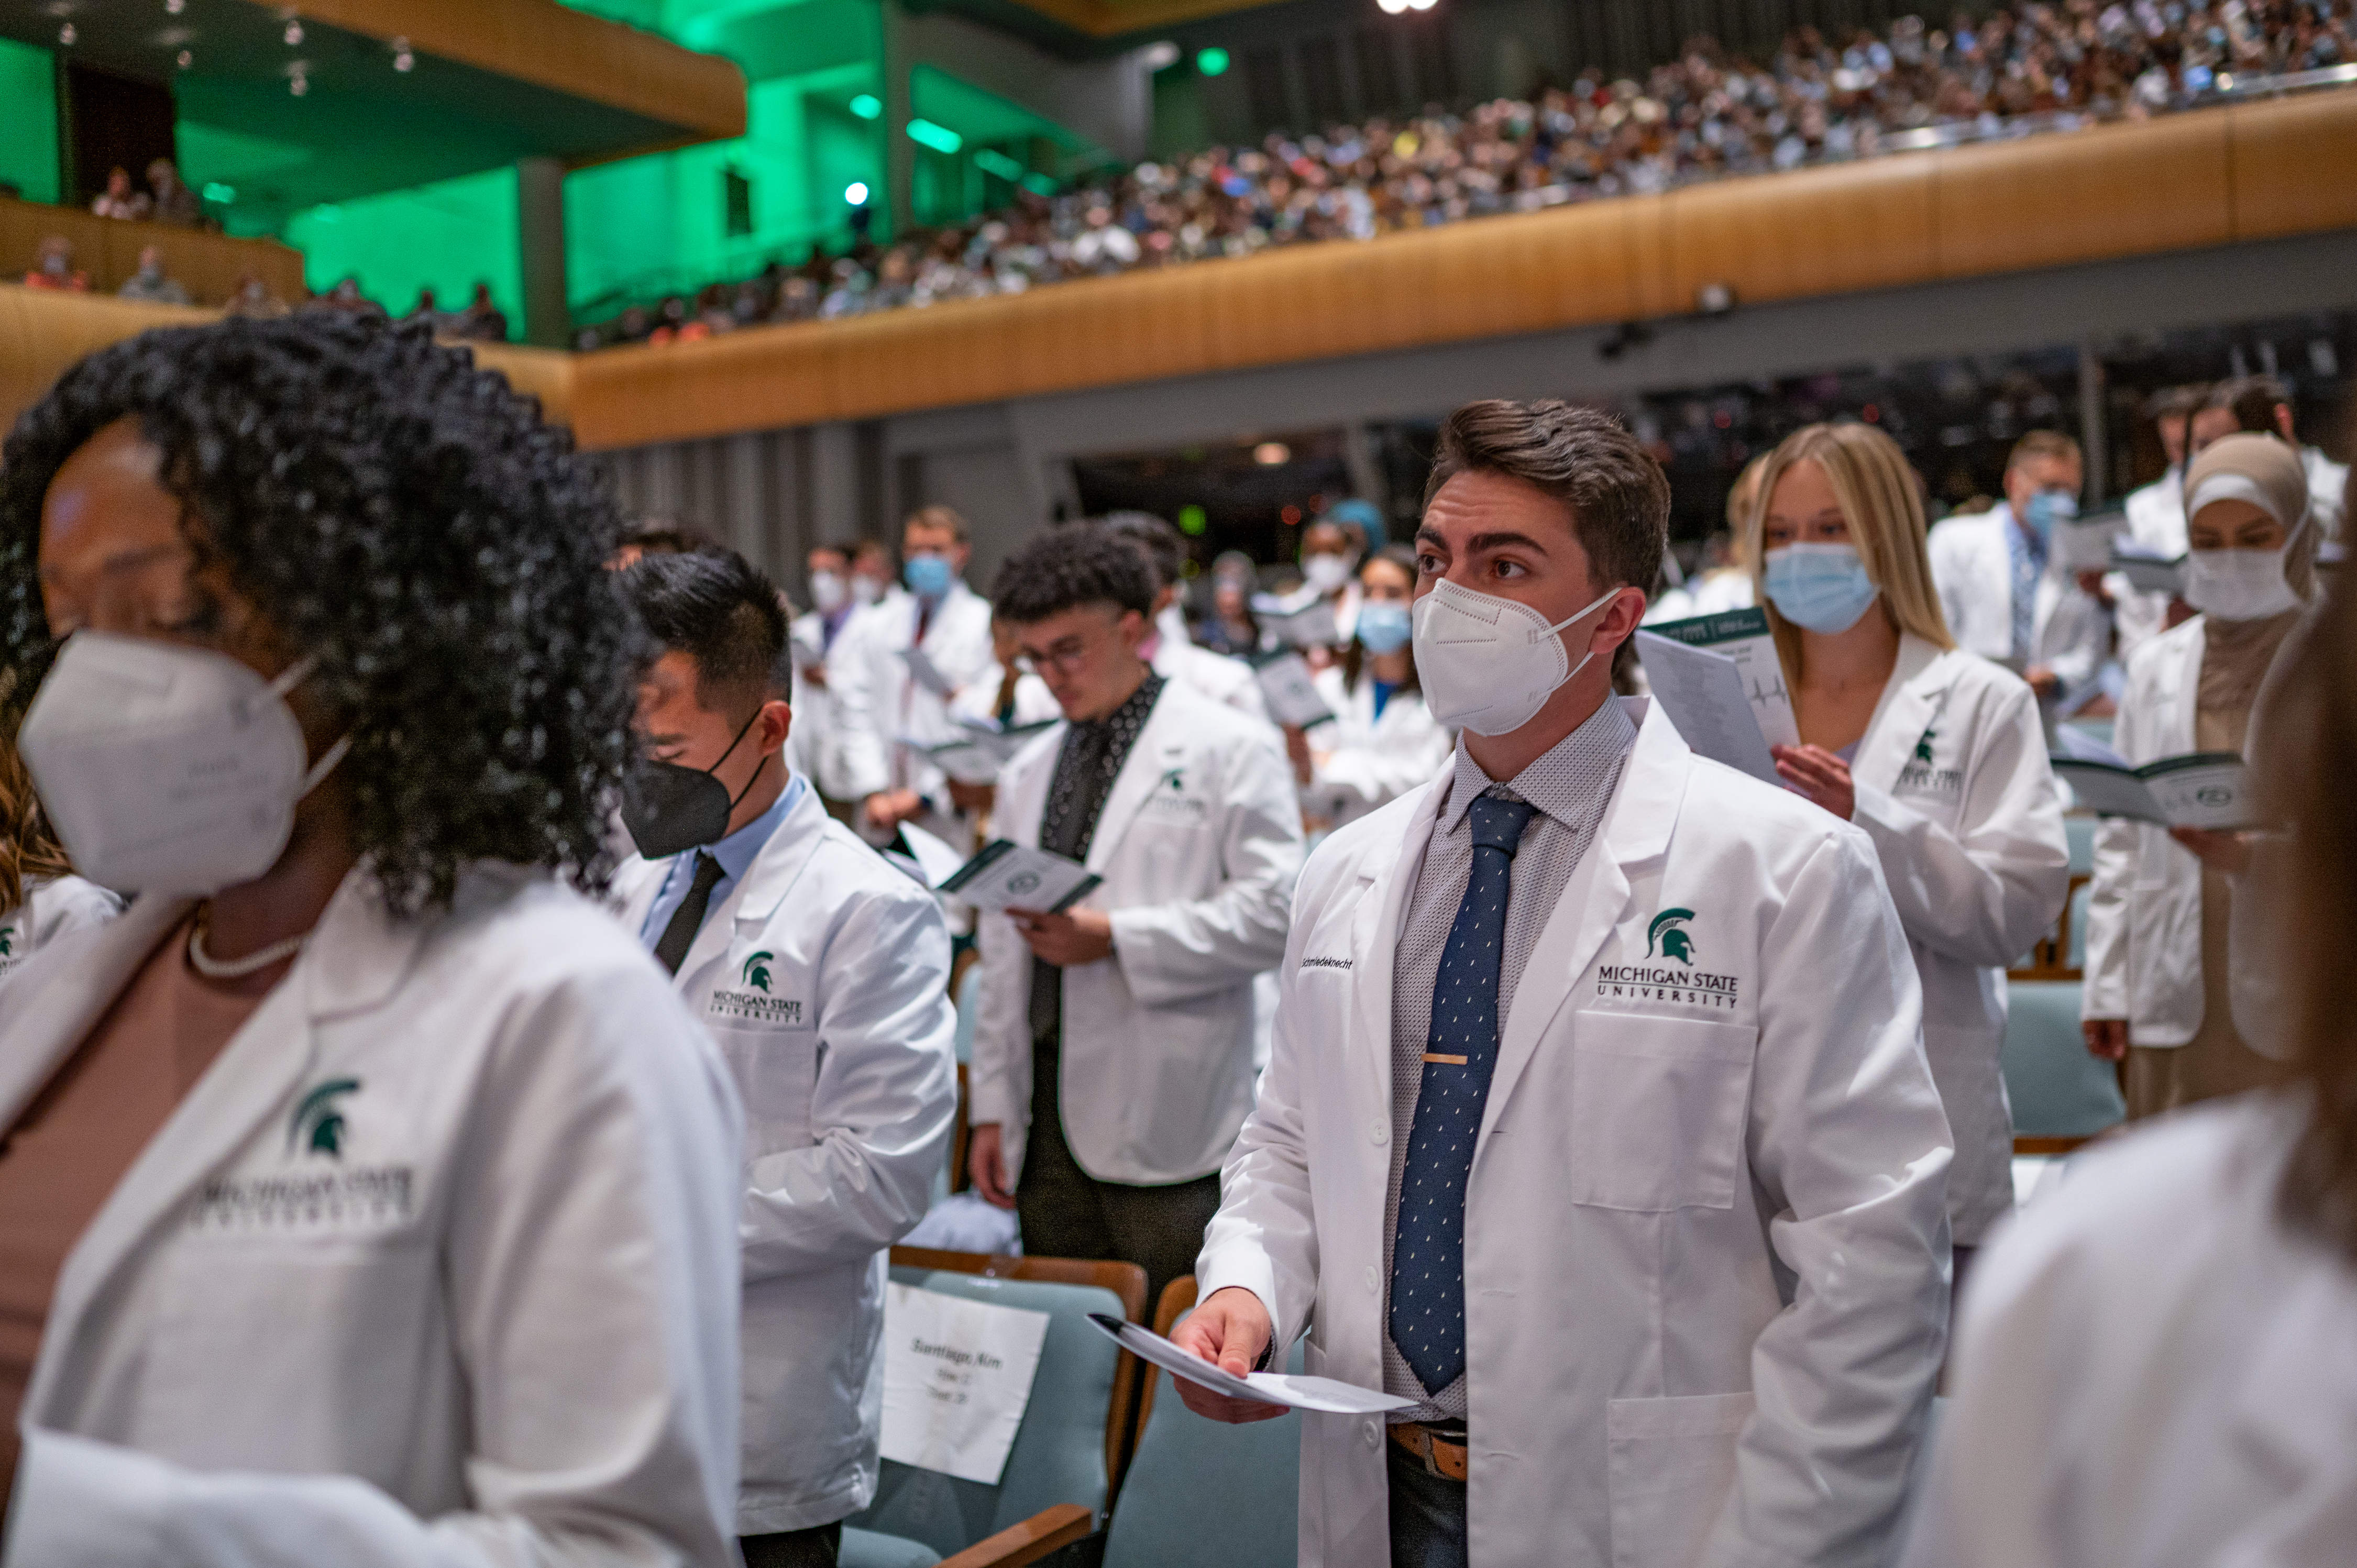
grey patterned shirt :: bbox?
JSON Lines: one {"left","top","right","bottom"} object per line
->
{"left": 1382, "top": 696, "right": 1640, "bottom": 1421}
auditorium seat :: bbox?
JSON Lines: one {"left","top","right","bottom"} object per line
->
{"left": 845, "top": 1249, "right": 1147, "bottom": 1565}
{"left": 2003, "top": 980, "right": 2124, "bottom": 1146}
{"left": 1101, "top": 1278, "right": 1302, "bottom": 1568}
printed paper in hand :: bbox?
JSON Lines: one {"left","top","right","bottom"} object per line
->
{"left": 1086, "top": 1315, "right": 1415, "bottom": 1416}
{"left": 879, "top": 1284, "right": 1051, "bottom": 1485}
{"left": 2054, "top": 509, "right": 2127, "bottom": 571}
{"left": 899, "top": 717, "right": 1059, "bottom": 785}
{"left": 2050, "top": 728, "right": 2253, "bottom": 829}
{"left": 940, "top": 840, "right": 1103, "bottom": 913}
{"left": 900, "top": 645, "right": 957, "bottom": 698}
{"left": 895, "top": 822, "right": 972, "bottom": 889}
{"left": 1632, "top": 630, "right": 1780, "bottom": 787}
{"left": 1251, "top": 588, "right": 1339, "bottom": 649}
{"left": 1252, "top": 652, "right": 1334, "bottom": 728}
{"left": 1636, "top": 609, "right": 1799, "bottom": 748}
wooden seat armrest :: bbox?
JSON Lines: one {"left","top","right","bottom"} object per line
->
{"left": 934, "top": 1504, "right": 1095, "bottom": 1568}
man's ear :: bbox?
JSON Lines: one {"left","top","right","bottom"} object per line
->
{"left": 1592, "top": 586, "right": 1647, "bottom": 652}
{"left": 757, "top": 696, "right": 792, "bottom": 753}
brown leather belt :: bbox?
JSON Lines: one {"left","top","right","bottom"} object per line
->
{"left": 1388, "top": 1422, "right": 1469, "bottom": 1482}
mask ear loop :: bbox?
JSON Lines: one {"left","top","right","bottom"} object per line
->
{"left": 250, "top": 655, "right": 354, "bottom": 801}
{"left": 1534, "top": 584, "right": 1627, "bottom": 642}
{"left": 709, "top": 703, "right": 776, "bottom": 815}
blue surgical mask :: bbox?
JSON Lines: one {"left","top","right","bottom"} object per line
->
{"left": 904, "top": 554, "right": 954, "bottom": 600}
{"left": 2020, "top": 489, "right": 2078, "bottom": 543}
{"left": 1356, "top": 600, "right": 1411, "bottom": 655}
{"left": 1763, "top": 543, "right": 1880, "bottom": 634}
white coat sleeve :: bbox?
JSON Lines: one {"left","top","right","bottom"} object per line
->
{"left": 1851, "top": 685, "right": 2070, "bottom": 969}
{"left": 741, "top": 886, "right": 959, "bottom": 1280}
{"left": 6, "top": 964, "right": 746, "bottom": 1568}
{"left": 829, "top": 617, "right": 894, "bottom": 802}
{"left": 1703, "top": 830, "right": 1952, "bottom": 1568}
{"left": 967, "top": 838, "right": 1034, "bottom": 1144}
{"left": 1193, "top": 852, "right": 1339, "bottom": 1355}
{"left": 2078, "top": 659, "right": 2150, "bottom": 1023}
{"left": 1310, "top": 705, "right": 1452, "bottom": 821}
{"left": 1107, "top": 734, "right": 1304, "bottom": 1008}
{"left": 1928, "top": 531, "right": 1970, "bottom": 651}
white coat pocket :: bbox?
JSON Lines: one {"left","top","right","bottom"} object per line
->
{"left": 1564, "top": 1012, "right": 1755, "bottom": 1211}
{"left": 712, "top": 1023, "right": 821, "bottom": 1155}
{"left": 1605, "top": 1389, "right": 1754, "bottom": 1568}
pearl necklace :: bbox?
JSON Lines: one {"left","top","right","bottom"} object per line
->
{"left": 186, "top": 910, "right": 308, "bottom": 979}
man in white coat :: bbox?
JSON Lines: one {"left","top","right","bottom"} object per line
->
{"left": 614, "top": 550, "right": 959, "bottom": 1568}
{"left": 833, "top": 506, "right": 997, "bottom": 847}
{"left": 966, "top": 524, "right": 1303, "bottom": 1307}
{"left": 1927, "top": 430, "right": 2110, "bottom": 700}
{"left": 783, "top": 542, "right": 866, "bottom": 808}
{"left": 1175, "top": 399, "right": 1953, "bottom": 1568}
{"left": 1099, "top": 511, "right": 1272, "bottom": 728}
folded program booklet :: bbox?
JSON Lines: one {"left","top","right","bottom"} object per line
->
{"left": 940, "top": 840, "right": 1102, "bottom": 913}
{"left": 2051, "top": 729, "right": 2252, "bottom": 830}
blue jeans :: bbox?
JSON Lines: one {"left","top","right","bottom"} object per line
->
{"left": 1388, "top": 1439, "right": 1468, "bottom": 1568}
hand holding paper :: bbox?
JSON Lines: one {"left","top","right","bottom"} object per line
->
{"left": 940, "top": 839, "right": 1103, "bottom": 913}
{"left": 1088, "top": 1313, "right": 1415, "bottom": 1417}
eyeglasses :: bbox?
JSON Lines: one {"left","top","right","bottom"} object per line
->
{"left": 1014, "top": 637, "right": 1096, "bottom": 676}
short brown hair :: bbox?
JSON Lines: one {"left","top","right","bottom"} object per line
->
{"left": 904, "top": 504, "right": 968, "bottom": 544}
{"left": 2006, "top": 429, "right": 2082, "bottom": 472}
{"left": 1422, "top": 400, "right": 1670, "bottom": 594}
{"left": 2205, "top": 374, "right": 2292, "bottom": 435}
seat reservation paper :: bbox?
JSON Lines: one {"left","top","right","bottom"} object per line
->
{"left": 879, "top": 1283, "right": 1052, "bottom": 1485}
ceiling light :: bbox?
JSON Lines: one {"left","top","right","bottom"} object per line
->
{"left": 289, "top": 69, "right": 308, "bottom": 96}
{"left": 203, "top": 182, "right": 235, "bottom": 203}
{"left": 1378, "top": 0, "right": 1408, "bottom": 13}
{"left": 167, "top": 0, "right": 184, "bottom": 12}
{"left": 284, "top": 19, "right": 303, "bottom": 44}
{"left": 844, "top": 181, "right": 869, "bottom": 205}
{"left": 849, "top": 93, "right": 881, "bottom": 119}
{"left": 394, "top": 47, "right": 413, "bottom": 71}
{"left": 176, "top": 48, "right": 191, "bottom": 67}
{"left": 907, "top": 118, "right": 962, "bottom": 154}
{"left": 1253, "top": 441, "right": 1290, "bottom": 466}
{"left": 1196, "top": 47, "right": 1230, "bottom": 76}
{"left": 1141, "top": 41, "right": 1180, "bottom": 70}
{"left": 58, "top": 23, "right": 74, "bottom": 45}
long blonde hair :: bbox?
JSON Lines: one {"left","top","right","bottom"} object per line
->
{"left": 1745, "top": 422, "right": 1954, "bottom": 678}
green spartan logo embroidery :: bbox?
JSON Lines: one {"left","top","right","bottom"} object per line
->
{"left": 1914, "top": 726, "right": 1937, "bottom": 764}
{"left": 0, "top": 925, "right": 13, "bottom": 957}
{"left": 742, "top": 951, "right": 775, "bottom": 992}
{"left": 288, "top": 1078, "right": 361, "bottom": 1158}
{"left": 1159, "top": 768, "right": 1185, "bottom": 791}
{"left": 1646, "top": 908, "right": 1698, "bottom": 966}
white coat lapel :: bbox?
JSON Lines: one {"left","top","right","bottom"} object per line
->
{"left": 1083, "top": 684, "right": 1188, "bottom": 875}
{"left": 1351, "top": 780, "right": 1445, "bottom": 1107}
{"left": 1854, "top": 636, "right": 1953, "bottom": 793}
{"left": 1484, "top": 700, "right": 1690, "bottom": 1139}
{"left": 0, "top": 895, "right": 191, "bottom": 1133}
{"left": 38, "top": 871, "right": 427, "bottom": 1392}
{"left": 2162, "top": 620, "right": 2207, "bottom": 755}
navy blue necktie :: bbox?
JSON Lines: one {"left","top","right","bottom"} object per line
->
{"left": 1389, "top": 793, "right": 1537, "bottom": 1395}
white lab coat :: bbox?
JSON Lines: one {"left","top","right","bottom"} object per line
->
{"left": 1899, "top": 1096, "right": 2357, "bottom": 1568}
{"left": 612, "top": 785, "right": 957, "bottom": 1533}
{"left": 832, "top": 581, "right": 998, "bottom": 827}
{"left": 2079, "top": 614, "right": 2262, "bottom": 1044}
{"left": 1152, "top": 635, "right": 1272, "bottom": 728}
{"left": 786, "top": 607, "right": 863, "bottom": 801}
{"left": 1198, "top": 699, "right": 1953, "bottom": 1568}
{"left": 2109, "top": 470, "right": 2185, "bottom": 659}
{"left": 970, "top": 678, "right": 1303, "bottom": 1186}
{"left": 1847, "top": 637, "right": 2070, "bottom": 1243}
{"left": 0, "top": 873, "right": 121, "bottom": 984}
{"left": 1301, "top": 665, "right": 1452, "bottom": 831}
{"left": 0, "top": 867, "right": 744, "bottom": 1568}
{"left": 1926, "top": 503, "right": 2110, "bottom": 691}
{"left": 2304, "top": 444, "right": 2348, "bottom": 539}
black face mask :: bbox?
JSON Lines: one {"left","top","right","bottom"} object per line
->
{"left": 622, "top": 708, "right": 766, "bottom": 859}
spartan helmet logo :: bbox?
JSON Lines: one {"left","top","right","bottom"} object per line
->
{"left": 742, "top": 951, "right": 775, "bottom": 992}
{"left": 288, "top": 1078, "right": 361, "bottom": 1158}
{"left": 1645, "top": 908, "right": 1698, "bottom": 966}
{"left": 1914, "top": 726, "right": 1937, "bottom": 764}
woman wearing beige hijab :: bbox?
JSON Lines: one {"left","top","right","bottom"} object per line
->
{"left": 2081, "top": 433, "right": 2316, "bottom": 1117}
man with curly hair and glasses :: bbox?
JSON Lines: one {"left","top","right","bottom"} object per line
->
{"left": 0, "top": 313, "right": 747, "bottom": 1567}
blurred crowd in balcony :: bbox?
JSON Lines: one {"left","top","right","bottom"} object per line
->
{"left": 571, "top": 1, "right": 2356, "bottom": 349}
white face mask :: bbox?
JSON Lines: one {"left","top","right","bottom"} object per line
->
{"left": 2185, "top": 547, "right": 2301, "bottom": 622}
{"left": 809, "top": 570, "right": 848, "bottom": 614}
{"left": 1411, "top": 577, "right": 1623, "bottom": 737}
{"left": 1301, "top": 553, "right": 1355, "bottom": 594}
{"left": 850, "top": 575, "right": 884, "bottom": 606}
{"left": 18, "top": 633, "right": 349, "bottom": 896}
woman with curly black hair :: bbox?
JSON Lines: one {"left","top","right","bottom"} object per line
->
{"left": 0, "top": 313, "right": 745, "bottom": 1567}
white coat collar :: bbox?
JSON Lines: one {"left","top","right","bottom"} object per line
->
{"left": 668, "top": 783, "right": 835, "bottom": 984}
{"left": 1853, "top": 634, "right": 1959, "bottom": 792}
{"left": 1483, "top": 698, "right": 1685, "bottom": 1134}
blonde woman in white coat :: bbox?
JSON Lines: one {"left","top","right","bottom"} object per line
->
{"left": 1901, "top": 571, "right": 2357, "bottom": 1568}
{"left": 1750, "top": 422, "right": 2070, "bottom": 1268}
{"left": 2082, "top": 433, "right": 2317, "bottom": 1119}
{"left": 1293, "top": 547, "right": 1453, "bottom": 833}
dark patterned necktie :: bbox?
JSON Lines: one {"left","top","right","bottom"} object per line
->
{"left": 1388, "top": 793, "right": 1537, "bottom": 1394}
{"left": 653, "top": 852, "right": 726, "bottom": 977}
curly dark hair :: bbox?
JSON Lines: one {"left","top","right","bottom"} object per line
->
{"left": 990, "top": 521, "right": 1157, "bottom": 623}
{"left": 0, "top": 313, "right": 638, "bottom": 914}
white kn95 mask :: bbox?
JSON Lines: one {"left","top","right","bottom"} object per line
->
{"left": 1411, "top": 577, "right": 1622, "bottom": 737}
{"left": 18, "top": 632, "right": 349, "bottom": 896}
